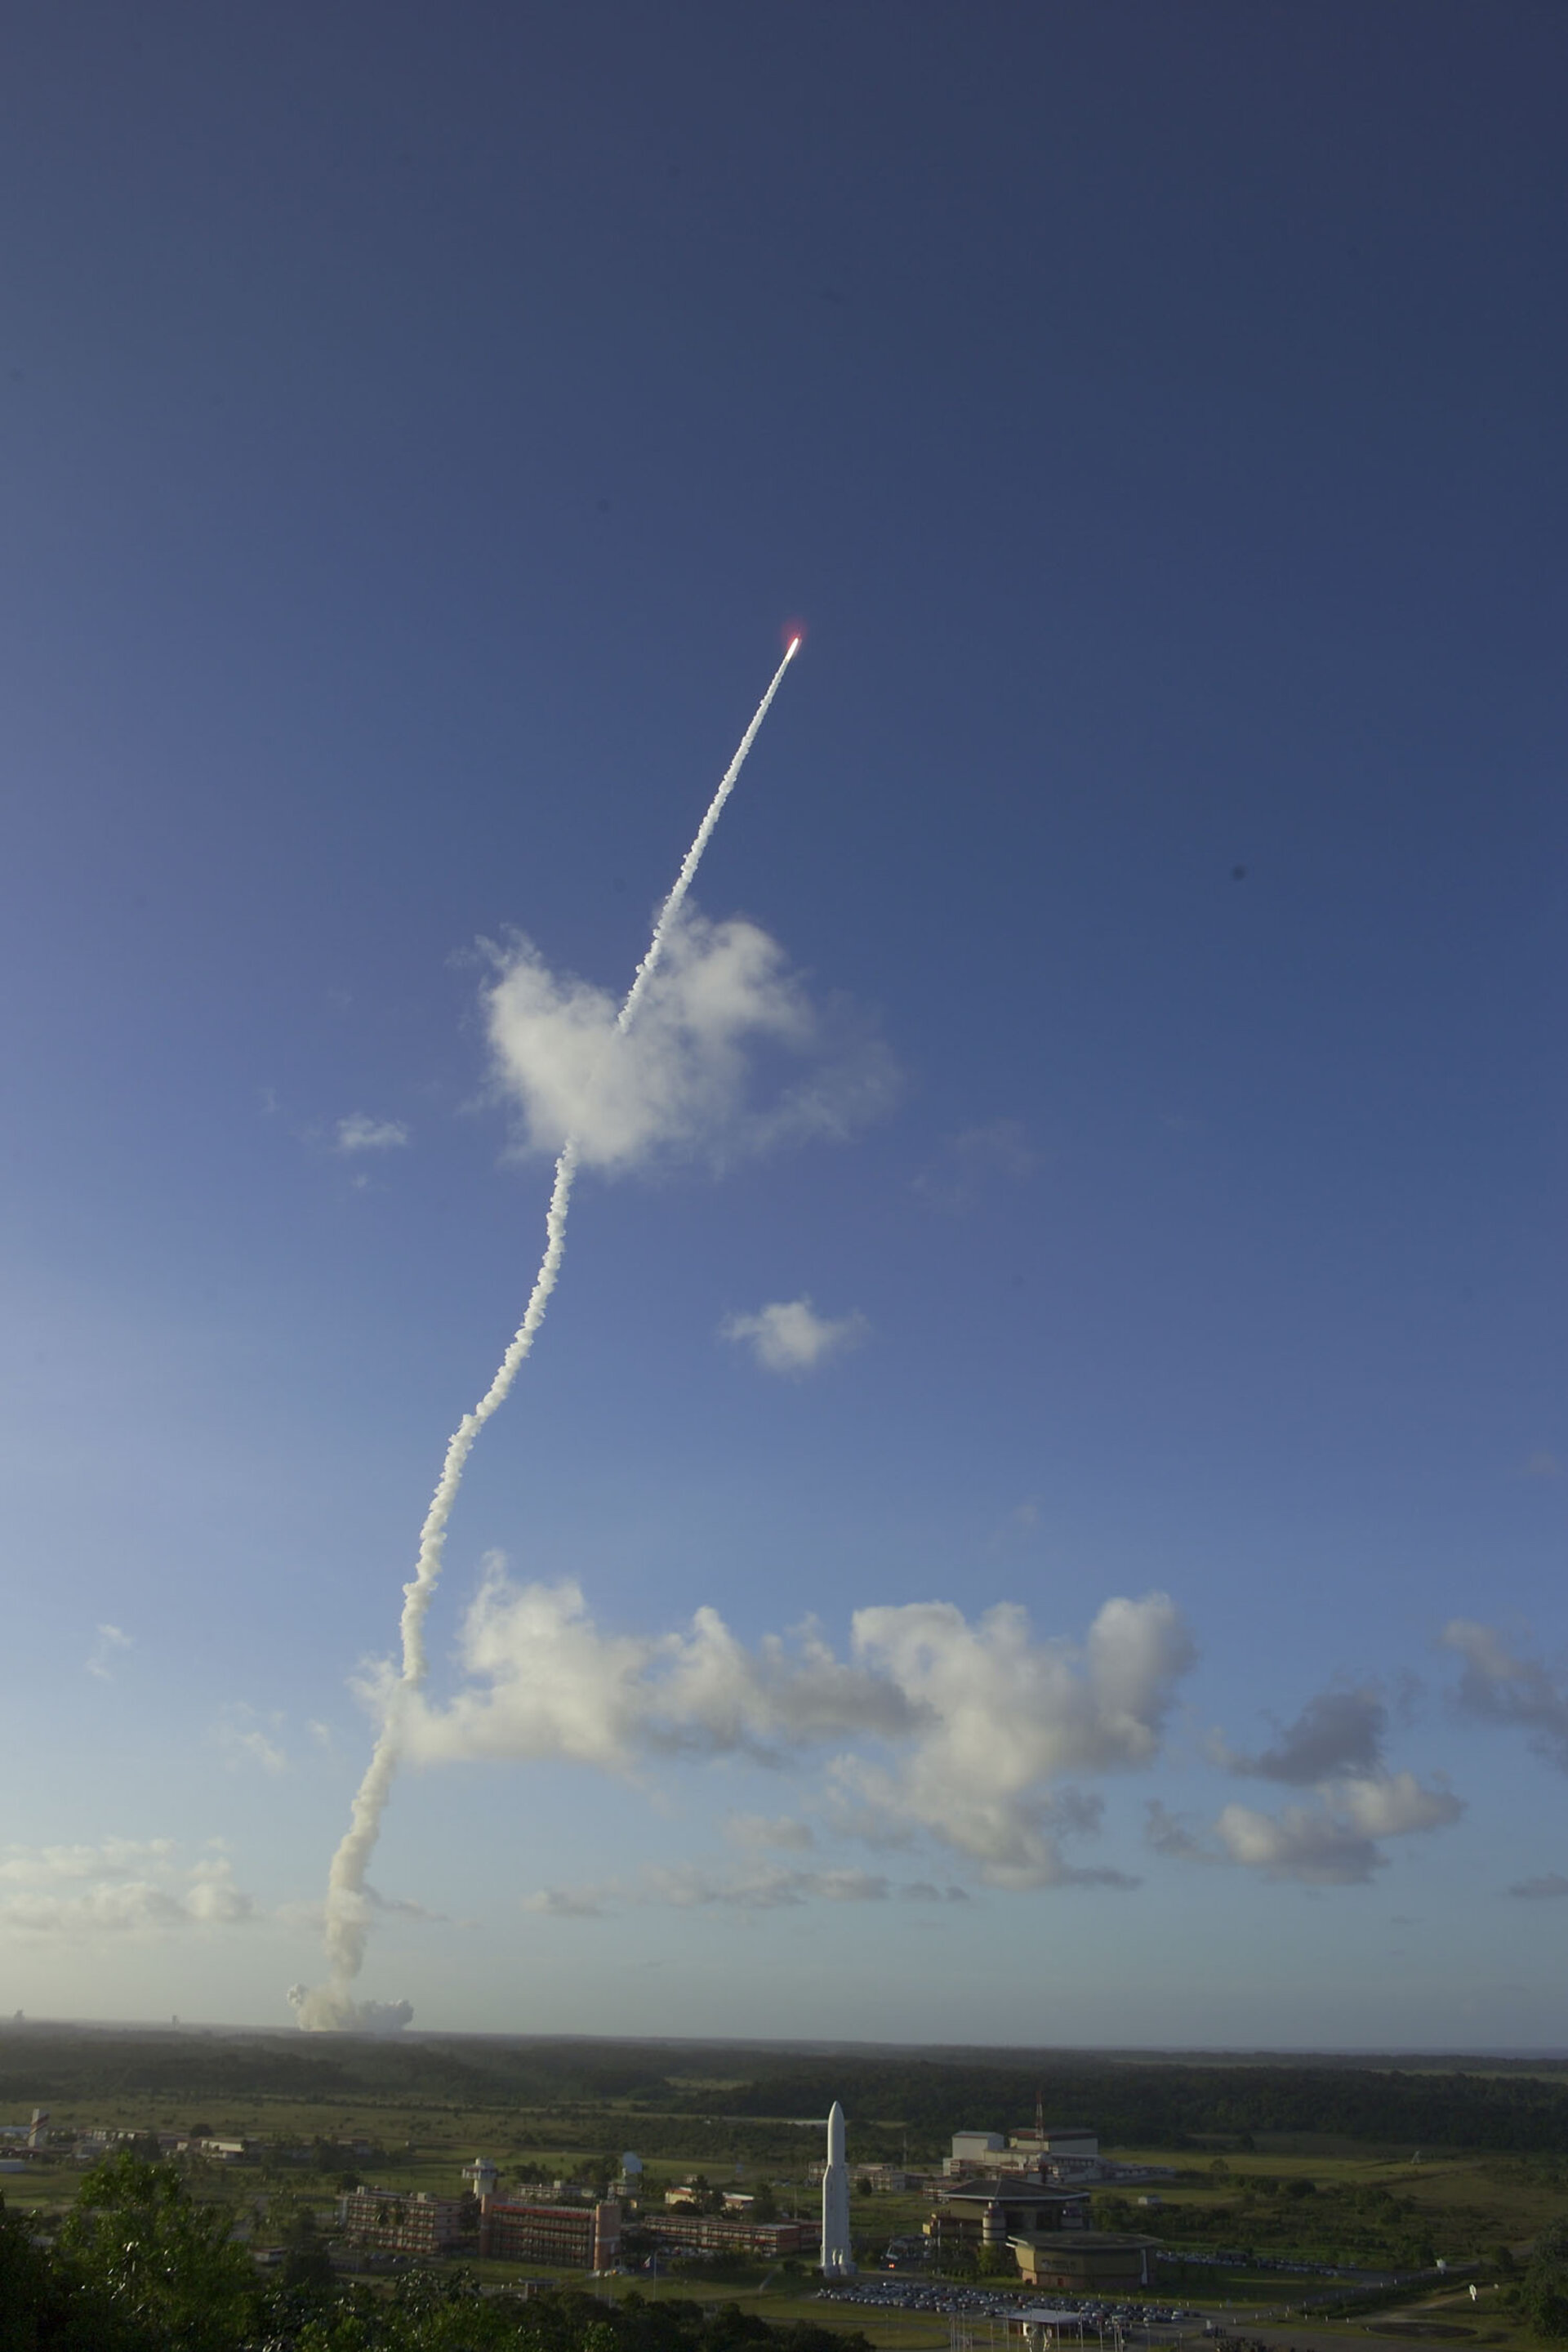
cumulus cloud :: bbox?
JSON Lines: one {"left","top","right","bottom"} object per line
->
{"left": 1213, "top": 1772, "right": 1463, "bottom": 1886}
{"left": 823, "top": 1592, "right": 1191, "bottom": 1887}
{"left": 334, "top": 1114, "right": 410, "bottom": 1154}
{"left": 86, "top": 1624, "right": 132, "bottom": 1682}
{"left": 1210, "top": 1684, "right": 1388, "bottom": 1782}
{"left": 393, "top": 1570, "right": 1192, "bottom": 1892}
{"left": 1508, "top": 1873, "right": 1568, "bottom": 1900}
{"left": 0, "top": 1842, "right": 255, "bottom": 1937}
{"left": 394, "top": 1566, "right": 919, "bottom": 1771}
{"left": 1442, "top": 1619, "right": 1568, "bottom": 1771}
{"left": 483, "top": 908, "right": 897, "bottom": 1174}
{"left": 720, "top": 1298, "right": 867, "bottom": 1375}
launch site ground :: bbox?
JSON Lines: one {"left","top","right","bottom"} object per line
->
{"left": 2, "top": 2028, "right": 1564, "bottom": 2352}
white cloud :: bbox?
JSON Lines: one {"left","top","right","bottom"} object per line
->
{"left": 395, "top": 1566, "right": 920, "bottom": 1771}
{"left": 86, "top": 1624, "right": 132, "bottom": 1682}
{"left": 0, "top": 1838, "right": 175, "bottom": 1886}
{"left": 213, "top": 1704, "right": 287, "bottom": 1776}
{"left": 0, "top": 1842, "right": 255, "bottom": 1938}
{"left": 528, "top": 1862, "right": 927, "bottom": 1916}
{"left": 1442, "top": 1619, "right": 1568, "bottom": 1771}
{"left": 1213, "top": 1771, "right": 1462, "bottom": 1886}
{"left": 1209, "top": 1683, "right": 1388, "bottom": 1782}
{"left": 825, "top": 1595, "right": 1189, "bottom": 1887}
{"left": 720, "top": 1297, "right": 867, "bottom": 1375}
{"left": 524, "top": 1886, "right": 612, "bottom": 1918}
{"left": 334, "top": 1114, "right": 410, "bottom": 1154}
{"left": 392, "top": 1569, "right": 1192, "bottom": 1892}
{"left": 1334, "top": 1769, "right": 1461, "bottom": 1839}
{"left": 1214, "top": 1801, "right": 1382, "bottom": 1886}
{"left": 482, "top": 906, "right": 897, "bottom": 1174}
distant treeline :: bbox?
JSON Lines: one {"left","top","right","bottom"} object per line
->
{"left": 712, "top": 2059, "right": 1568, "bottom": 2156}
{"left": 3, "top": 2029, "right": 1568, "bottom": 2158}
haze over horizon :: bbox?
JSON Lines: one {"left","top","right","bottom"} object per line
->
{"left": 2, "top": 2, "right": 1566, "bottom": 2051}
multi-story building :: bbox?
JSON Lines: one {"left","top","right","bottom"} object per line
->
{"left": 479, "top": 2198, "right": 621, "bottom": 2271}
{"left": 340, "top": 2187, "right": 466, "bottom": 2256}
{"left": 645, "top": 2211, "right": 812, "bottom": 2261}
{"left": 929, "top": 2180, "right": 1090, "bottom": 2252}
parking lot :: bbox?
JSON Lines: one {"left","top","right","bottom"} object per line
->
{"left": 814, "top": 2280, "right": 1200, "bottom": 2335}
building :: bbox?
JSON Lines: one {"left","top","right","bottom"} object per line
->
{"left": 945, "top": 2132, "right": 1004, "bottom": 2175}
{"left": 945, "top": 2127, "right": 1103, "bottom": 2184}
{"left": 340, "top": 2188, "right": 466, "bottom": 2256}
{"left": 929, "top": 2180, "right": 1091, "bottom": 2256}
{"left": 647, "top": 2212, "right": 812, "bottom": 2260}
{"left": 463, "top": 2158, "right": 499, "bottom": 2201}
{"left": 1011, "top": 2233, "right": 1156, "bottom": 2292}
{"left": 479, "top": 2198, "right": 621, "bottom": 2271}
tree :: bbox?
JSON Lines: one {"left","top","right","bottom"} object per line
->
{"left": 280, "top": 2207, "right": 338, "bottom": 2296}
{"left": 1521, "top": 2223, "right": 1568, "bottom": 2341}
{"left": 59, "top": 2151, "right": 256, "bottom": 2352}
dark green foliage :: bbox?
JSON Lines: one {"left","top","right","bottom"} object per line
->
{"left": 58, "top": 2152, "right": 256, "bottom": 2352}
{"left": 7, "top": 2025, "right": 1568, "bottom": 2163}
{"left": 1521, "top": 2220, "right": 1568, "bottom": 2339}
{"left": 0, "top": 2173, "right": 877, "bottom": 2352}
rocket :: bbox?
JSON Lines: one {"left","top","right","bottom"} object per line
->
{"left": 820, "top": 2099, "right": 855, "bottom": 2278}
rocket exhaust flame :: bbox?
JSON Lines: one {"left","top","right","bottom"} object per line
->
{"left": 297, "top": 640, "right": 800, "bottom": 2027}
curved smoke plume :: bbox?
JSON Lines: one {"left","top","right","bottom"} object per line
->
{"left": 293, "top": 644, "right": 801, "bottom": 2029}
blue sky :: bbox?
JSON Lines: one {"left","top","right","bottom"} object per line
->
{"left": 2, "top": 1, "right": 1567, "bottom": 2047}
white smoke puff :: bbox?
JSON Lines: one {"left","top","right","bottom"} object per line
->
{"left": 483, "top": 910, "right": 896, "bottom": 1174}
{"left": 288, "top": 1982, "right": 413, "bottom": 2034}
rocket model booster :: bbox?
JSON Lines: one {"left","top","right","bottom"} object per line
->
{"left": 820, "top": 2099, "right": 855, "bottom": 2278}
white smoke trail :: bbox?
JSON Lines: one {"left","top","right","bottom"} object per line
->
{"left": 301, "top": 639, "right": 800, "bottom": 2024}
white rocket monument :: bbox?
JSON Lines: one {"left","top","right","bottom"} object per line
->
{"left": 820, "top": 2100, "right": 855, "bottom": 2277}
